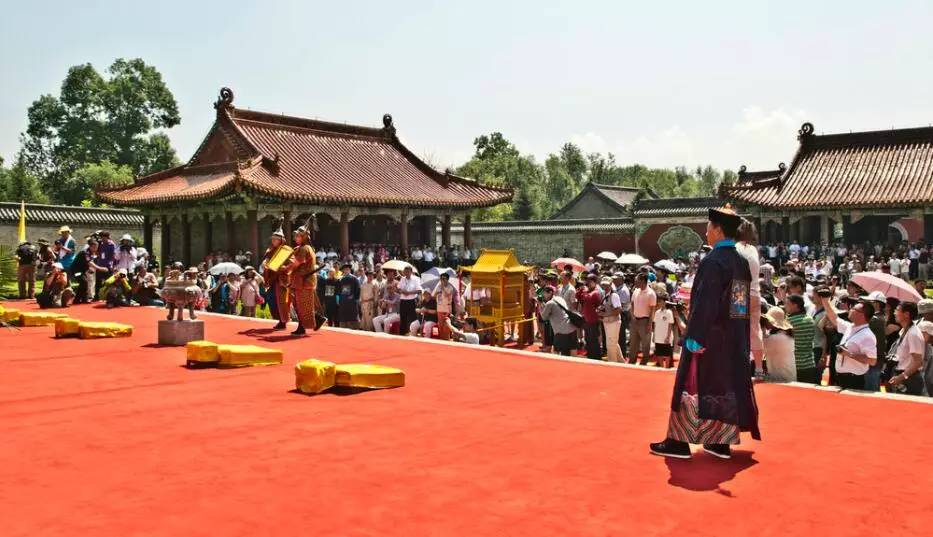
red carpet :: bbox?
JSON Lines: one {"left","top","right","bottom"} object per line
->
{"left": 1, "top": 301, "right": 931, "bottom": 536}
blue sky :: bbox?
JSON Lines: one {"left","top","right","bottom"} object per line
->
{"left": 2, "top": 0, "right": 932, "bottom": 173}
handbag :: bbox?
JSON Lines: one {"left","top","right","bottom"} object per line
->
{"left": 555, "top": 300, "right": 585, "bottom": 329}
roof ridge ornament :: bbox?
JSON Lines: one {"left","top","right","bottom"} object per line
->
{"left": 798, "top": 122, "right": 814, "bottom": 140}
{"left": 382, "top": 113, "right": 396, "bottom": 138}
{"left": 214, "top": 87, "right": 235, "bottom": 110}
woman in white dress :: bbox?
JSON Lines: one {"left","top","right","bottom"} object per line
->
{"left": 737, "top": 220, "right": 765, "bottom": 378}
{"left": 762, "top": 307, "right": 796, "bottom": 382}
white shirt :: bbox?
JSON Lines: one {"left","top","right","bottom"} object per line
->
{"left": 736, "top": 242, "right": 760, "bottom": 299}
{"left": 652, "top": 309, "right": 674, "bottom": 344}
{"left": 631, "top": 287, "right": 657, "bottom": 318}
{"left": 900, "top": 259, "right": 911, "bottom": 276}
{"left": 764, "top": 331, "right": 796, "bottom": 382}
{"left": 398, "top": 275, "right": 422, "bottom": 300}
{"left": 462, "top": 332, "right": 480, "bottom": 345}
{"left": 424, "top": 250, "right": 435, "bottom": 262}
{"left": 616, "top": 284, "right": 631, "bottom": 312}
{"left": 834, "top": 318, "right": 877, "bottom": 375}
{"left": 895, "top": 324, "right": 925, "bottom": 370}
{"left": 411, "top": 249, "right": 423, "bottom": 260}
{"left": 889, "top": 258, "right": 901, "bottom": 274}
{"left": 114, "top": 247, "right": 138, "bottom": 272}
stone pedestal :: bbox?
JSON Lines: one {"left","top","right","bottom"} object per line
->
{"left": 158, "top": 319, "right": 205, "bottom": 346}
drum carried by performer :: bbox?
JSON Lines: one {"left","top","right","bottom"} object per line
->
{"left": 262, "top": 221, "right": 293, "bottom": 330}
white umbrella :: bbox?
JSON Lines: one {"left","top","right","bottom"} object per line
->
{"left": 615, "top": 253, "right": 649, "bottom": 266}
{"left": 424, "top": 266, "right": 457, "bottom": 279}
{"left": 381, "top": 259, "right": 418, "bottom": 274}
{"left": 422, "top": 274, "right": 460, "bottom": 291}
{"left": 654, "top": 259, "right": 680, "bottom": 273}
{"left": 596, "top": 251, "right": 618, "bottom": 262}
{"left": 208, "top": 262, "right": 244, "bottom": 275}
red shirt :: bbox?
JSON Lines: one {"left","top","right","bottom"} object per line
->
{"left": 576, "top": 287, "right": 603, "bottom": 324}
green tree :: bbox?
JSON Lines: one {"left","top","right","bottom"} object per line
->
{"left": 0, "top": 155, "right": 49, "bottom": 203}
{"left": 456, "top": 132, "right": 546, "bottom": 221}
{"left": 19, "top": 58, "right": 180, "bottom": 205}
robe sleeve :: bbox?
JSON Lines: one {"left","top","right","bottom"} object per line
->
{"left": 684, "top": 257, "right": 726, "bottom": 350}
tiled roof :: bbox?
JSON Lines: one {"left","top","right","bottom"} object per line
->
{"left": 0, "top": 202, "right": 144, "bottom": 226}
{"left": 633, "top": 197, "right": 721, "bottom": 217}
{"left": 723, "top": 122, "right": 933, "bottom": 209}
{"left": 549, "top": 182, "right": 650, "bottom": 219}
{"left": 99, "top": 88, "right": 512, "bottom": 209}
{"left": 451, "top": 217, "right": 634, "bottom": 233}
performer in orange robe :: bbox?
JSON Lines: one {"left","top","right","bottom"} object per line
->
{"left": 284, "top": 221, "right": 318, "bottom": 336}
{"left": 262, "top": 225, "right": 293, "bottom": 330}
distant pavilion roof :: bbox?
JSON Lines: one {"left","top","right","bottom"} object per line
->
{"left": 722, "top": 122, "right": 933, "bottom": 209}
{"left": 98, "top": 88, "right": 512, "bottom": 209}
{"left": 550, "top": 182, "right": 655, "bottom": 219}
{"left": 633, "top": 197, "right": 722, "bottom": 218}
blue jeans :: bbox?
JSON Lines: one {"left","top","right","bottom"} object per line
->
{"left": 863, "top": 363, "right": 881, "bottom": 392}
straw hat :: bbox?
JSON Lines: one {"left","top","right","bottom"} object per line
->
{"left": 764, "top": 306, "right": 792, "bottom": 331}
{"left": 58, "top": 225, "right": 72, "bottom": 233}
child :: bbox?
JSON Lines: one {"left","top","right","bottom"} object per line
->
{"left": 652, "top": 294, "right": 675, "bottom": 368}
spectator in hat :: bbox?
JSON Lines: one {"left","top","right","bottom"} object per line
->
{"left": 598, "top": 276, "right": 624, "bottom": 362}
{"left": 100, "top": 268, "right": 132, "bottom": 308}
{"left": 238, "top": 266, "right": 262, "bottom": 317}
{"left": 433, "top": 272, "right": 458, "bottom": 340}
{"left": 36, "top": 262, "right": 74, "bottom": 309}
{"left": 918, "top": 298, "right": 933, "bottom": 323}
{"left": 337, "top": 262, "right": 361, "bottom": 329}
{"left": 372, "top": 280, "right": 401, "bottom": 334}
{"left": 761, "top": 306, "right": 795, "bottom": 382}
{"left": 114, "top": 234, "right": 137, "bottom": 274}
{"left": 14, "top": 240, "right": 38, "bottom": 299}
{"left": 613, "top": 272, "right": 631, "bottom": 360}
{"left": 95, "top": 230, "right": 117, "bottom": 291}
{"left": 55, "top": 225, "right": 76, "bottom": 270}
{"left": 539, "top": 286, "right": 577, "bottom": 356}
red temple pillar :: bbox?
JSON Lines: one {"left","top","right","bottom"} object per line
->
{"left": 463, "top": 213, "right": 473, "bottom": 249}
{"left": 399, "top": 212, "right": 409, "bottom": 253}
{"left": 442, "top": 215, "right": 452, "bottom": 247}
{"left": 340, "top": 212, "right": 350, "bottom": 256}
{"left": 283, "top": 210, "right": 293, "bottom": 240}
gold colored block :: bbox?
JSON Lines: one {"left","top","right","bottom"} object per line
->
{"left": 295, "top": 359, "right": 337, "bottom": 394}
{"left": 334, "top": 364, "right": 405, "bottom": 389}
{"left": 216, "top": 344, "right": 283, "bottom": 368}
{"left": 186, "top": 340, "right": 220, "bottom": 364}
{"left": 78, "top": 321, "right": 134, "bottom": 339}
{"left": 1, "top": 308, "right": 23, "bottom": 324}
{"left": 54, "top": 317, "right": 81, "bottom": 338}
{"left": 20, "top": 311, "right": 68, "bottom": 327}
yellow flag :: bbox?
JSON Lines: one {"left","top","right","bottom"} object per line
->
{"left": 17, "top": 200, "right": 26, "bottom": 243}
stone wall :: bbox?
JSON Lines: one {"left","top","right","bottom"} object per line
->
{"left": 0, "top": 222, "right": 160, "bottom": 257}
{"left": 448, "top": 228, "right": 587, "bottom": 263}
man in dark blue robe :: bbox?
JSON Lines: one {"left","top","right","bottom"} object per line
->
{"left": 650, "top": 205, "right": 760, "bottom": 460}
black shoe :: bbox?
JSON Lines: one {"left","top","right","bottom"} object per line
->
{"left": 703, "top": 444, "right": 732, "bottom": 459}
{"left": 649, "top": 439, "right": 691, "bottom": 459}
{"left": 272, "top": 321, "right": 287, "bottom": 330}
{"left": 291, "top": 326, "right": 306, "bottom": 336}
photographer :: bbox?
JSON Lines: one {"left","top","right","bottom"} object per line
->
{"left": 817, "top": 293, "right": 877, "bottom": 390}
{"left": 114, "top": 234, "right": 138, "bottom": 274}
{"left": 447, "top": 316, "right": 480, "bottom": 345}
{"left": 888, "top": 302, "right": 925, "bottom": 395}
{"left": 598, "top": 276, "right": 624, "bottom": 362}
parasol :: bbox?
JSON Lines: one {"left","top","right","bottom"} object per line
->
{"left": 850, "top": 271, "right": 922, "bottom": 303}
{"left": 208, "top": 262, "right": 244, "bottom": 276}
{"left": 596, "top": 251, "right": 618, "bottom": 262}
{"left": 615, "top": 253, "right": 649, "bottom": 266}
{"left": 550, "top": 257, "right": 585, "bottom": 272}
{"left": 654, "top": 259, "right": 680, "bottom": 273}
{"left": 381, "top": 259, "right": 418, "bottom": 274}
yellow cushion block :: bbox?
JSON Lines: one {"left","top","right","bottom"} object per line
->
{"left": 78, "top": 321, "right": 134, "bottom": 339}
{"left": 217, "top": 344, "right": 283, "bottom": 368}
{"left": 295, "top": 359, "right": 337, "bottom": 394}
{"left": 1, "top": 308, "right": 22, "bottom": 324}
{"left": 54, "top": 317, "right": 81, "bottom": 338}
{"left": 334, "top": 364, "right": 405, "bottom": 389}
{"left": 186, "top": 340, "right": 220, "bottom": 365}
{"left": 20, "top": 311, "right": 69, "bottom": 327}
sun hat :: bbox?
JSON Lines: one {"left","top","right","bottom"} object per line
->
{"left": 764, "top": 306, "right": 793, "bottom": 331}
{"left": 918, "top": 299, "right": 933, "bottom": 315}
{"left": 599, "top": 276, "right": 613, "bottom": 286}
{"left": 864, "top": 290, "right": 887, "bottom": 304}
{"left": 918, "top": 320, "right": 933, "bottom": 337}
{"left": 58, "top": 226, "right": 72, "bottom": 233}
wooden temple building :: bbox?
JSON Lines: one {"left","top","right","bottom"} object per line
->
{"left": 97, "top": 88, "right": 512, "bottom": 268}
{"left": 722, "top": 122, "right": 933, "bottom": 245}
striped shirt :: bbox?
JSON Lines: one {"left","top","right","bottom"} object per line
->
{"left": 787, "top": 312, "right": 816, "bottom": 373}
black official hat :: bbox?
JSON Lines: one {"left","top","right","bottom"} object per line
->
{"left": 708, "top": 203, "right": 741, "bottom": 229}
